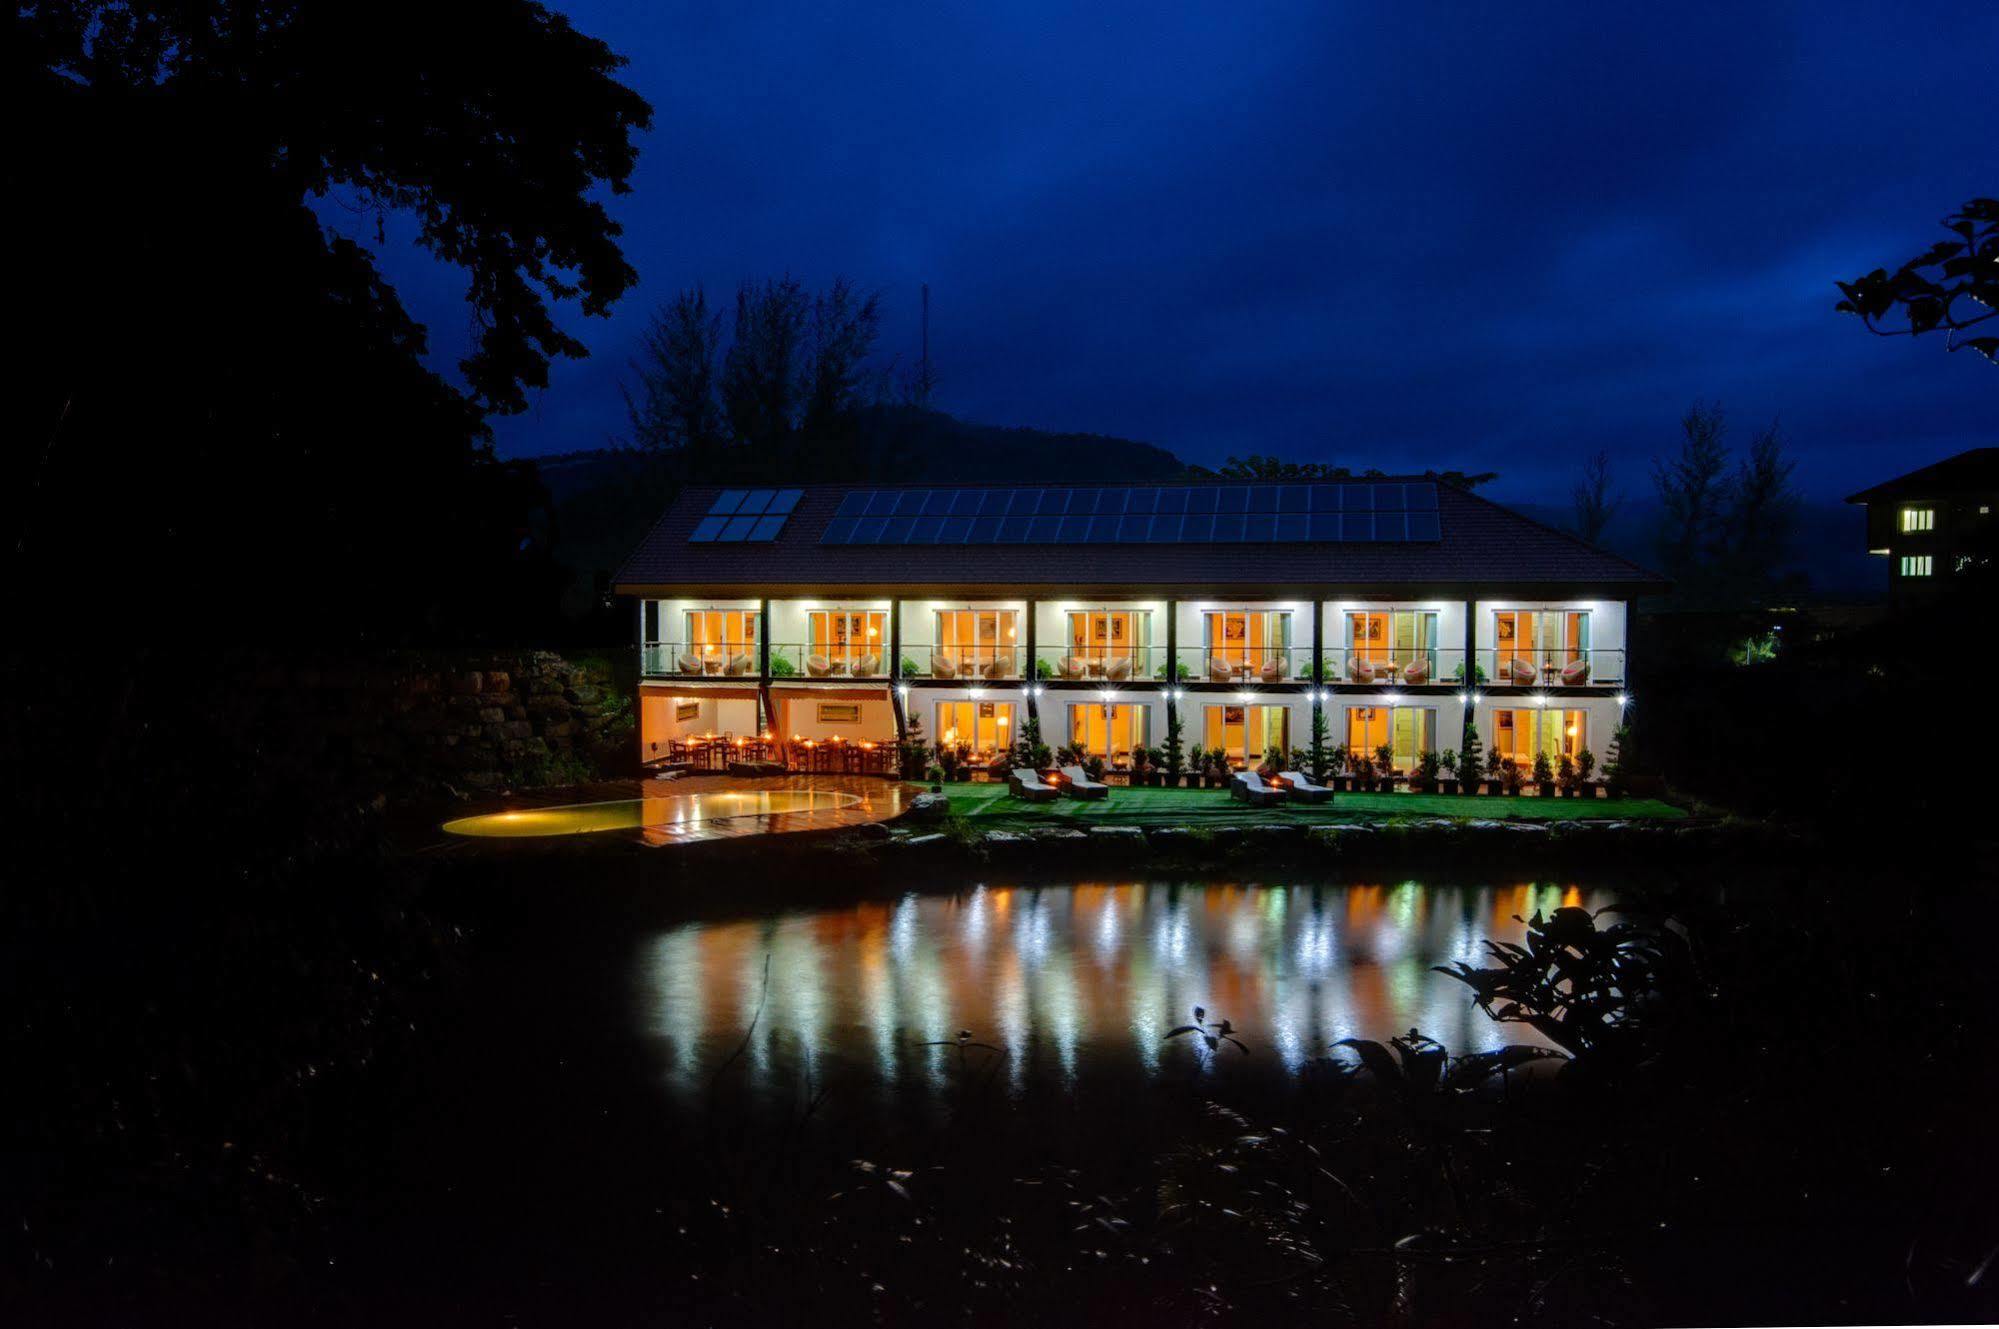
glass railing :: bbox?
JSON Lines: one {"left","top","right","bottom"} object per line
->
{"left": 1318, "top": 648, "right": 1470, "bottom": 686}
{"left": 1035, "top": 646, "right": 1170, "bottom": 683}
{"left": 767, "top": 642, "right": 890, "bottom": 679}
{"left": 1481, "top": 649, "right": 1625, "bottom": 688}
{"left": 640, "top": 641, "right": 759, "bottom": 677}
{"left": 1172, "top": 645, "right": 1319, "bottom": 684}
{"left": 900, "top": 646, "right": 1028, "bottom": 681}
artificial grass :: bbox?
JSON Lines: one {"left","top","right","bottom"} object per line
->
{"left": 940, "top": 781, "right": 1686, "bottom": 827}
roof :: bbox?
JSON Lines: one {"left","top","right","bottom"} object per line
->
{"left": 1845, "top": 448, "right": 1999, "bottom": 505}
{"left": 614, "top": 478, "right": 1667, "bottom": 595}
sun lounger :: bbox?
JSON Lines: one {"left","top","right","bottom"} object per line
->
{"left": 1230, "top": 771, "right": 1285, "bottom": 806}
{"left": 1057, "top": 765, "right": 1109, "bottom": 800}
{"left": 1008, "top": 768, "right": 1059, "bottom": 802}
{"left": 1276, "top": 770, "right": 1334, "bottom": 803}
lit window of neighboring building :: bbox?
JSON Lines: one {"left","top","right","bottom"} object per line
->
{"left": 1900, "top": 507, "right": 1934, "bottom": 532}
{"left": 1900, "top": 555, "right": 1932, "bottom": 577}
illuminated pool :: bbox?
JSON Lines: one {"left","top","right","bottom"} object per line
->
{"left": 442, "top": 789, "right": 865, "bottom": 839}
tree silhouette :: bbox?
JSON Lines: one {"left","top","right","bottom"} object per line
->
{"left": 1571, "top": 450, "right": 1619, "bottom": 544}
{"left": 1836, "top": 198, "right": 1999, "bottom": 366}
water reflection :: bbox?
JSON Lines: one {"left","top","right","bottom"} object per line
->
{"left": 639, "top": 881, "right": 1597, "bottom": 1109}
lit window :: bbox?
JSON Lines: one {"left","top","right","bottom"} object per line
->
{"left": 1900, "top": 507, "right": 1934, "bottom": 532}
{"left": 1900, "top": 555, "right": 1932, "bottom": 578}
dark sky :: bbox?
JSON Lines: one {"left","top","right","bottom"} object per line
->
{"left": 363, "top": 1, "right": 1996, "bottom": 504}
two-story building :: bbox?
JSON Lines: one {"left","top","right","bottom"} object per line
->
{"left": 1846, "top": 447, "right": 1999, "bottom": 599}
{"left": 614, "top": 478, "right": 1665, "bottom": 775}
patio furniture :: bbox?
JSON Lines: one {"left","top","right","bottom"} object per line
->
{"left": 1505, "top": 657, "right": 1537, "bottom": 686}
{"left": 1230, "top": 771, "right": 1285, "bottom": 806}
{"left": 1209, "top": 656, "right": 1236, "bottom": 683}
{"left": 1402, "top": 657, "right": 1431, "bottom": 684}
{"left": 1560, "top": 657, "right": 1591, "bottom": 686}
{"left": 982, "top": 656, "right": 1010, "bottom": 680}
{"left": 1258, "top": 656, "right": 1286, "bottom": 683}
{"left": 806, "top": 654, "right": 835, "bottom": 677}
{"left": 702, "top": 653, "right": 725, "bottom": 675}
{"left": 1057, "top": 765, "right": 1110, "bottom": 800}
{"left": 1008, "top": 768, "right": 1060, "bottom": 802}
{"left": 1276, "top": 770, "right": 1334, "bottom": 803}
{"left": 1351, "top": 657, "right": 1379, "bottom": 684}
{"left": 854, "top": 653, "right": 881, "bottom": 676}
{"left": 931, "top": 654, "right": 958, "bottom": 680}
{"left": 1060, "top": 656, "right": 1088, "bottom": 680}
{"left": 677, "top": 650, "right": 703, "bottom": 675}
{"left": 1104, "top": 656, "right": 1133, "bottom": 682}
{"left": 725, "top": 652, "right": 755, "bottom": 676}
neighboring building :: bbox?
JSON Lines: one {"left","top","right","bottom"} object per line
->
{"left": 1846, "top": 447, "right": 1999, "bottom": 597}
{"left": 613, "top": 478, "right": 1666, "bottom": 774}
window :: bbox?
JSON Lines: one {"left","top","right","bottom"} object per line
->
{"left": 1065, "top": 610, "right": 1150, "bottom": 673}
{"left": 936, "top": 701, "right": 1014, "bottom": 758}
{"left": 1202, "top": 610, "right": 1292, "bottom": 677}
{"left": 1900, "top": 507, "right": 1935, "bottom": 532}
{"left": 1345, "top": 706, "right": 1436, "bottom": 772}
{"left": 1069, "top": 703, "right": 1149, "bottom": 760}
{"left": 1493, "top": 609, "right": 1591, "bottom": 685}
{"left": 808, "top": 610, "right": 887, "bottom": 672}
{"left": 1900, "top": 555, "right": 1932, "bottom": 578}
{"left": 685, "top": 609, "right": 758, "bottom": 661}
{"left": 1203, "top": 704, "right": 1290, "bottom": 766}
{"left": 1490, "top": 709, "right": 1586, "bottom": 767}
{"left": 935, "top": 610, "right": 1019, "bottom": 676}
{"left": 1346, "top": 610, "right": 1439, "bottom": 681}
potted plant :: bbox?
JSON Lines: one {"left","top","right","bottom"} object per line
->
{"left": 1035, "top": 657, "right": 1056, "bottom": 681}
{"left": 1500, "top": 760, "right": 1525, "bottom": 796}
{"left": 1329, "top": 743, "right": 1351, "bottom": 791}
{"left": 938, "top": 746, "right": 959, "bottom": 783}
{"left": 1375, "top": 743, "right": 1396, "bottom": 792}
{"left": 1185, "top": 739, "right": 1205, "bottom": 788}
{"left": 1576, "top": 747, "right": 1597, "bottom": 798}
{"left": 1439, "top": 748, "right": 1460, "bottom": 795}
{"left": 1602, "top": 726, "right": 1630, "bottom": 798}
{"left": 1485, "top": 744, "right": 1505, "bottom": 795}
{"left": 1208, "top": 746, "right": 1231, "bottom": 788}
{"left": 1415, "top": 749, "right": 1441, "bottom": 793}
{"left": 1353, "top": 751, "right": 1375, "bottom": 792}
{"left": 1458, "top": 724, "right": 1484, "bottom": 795}
{"left": 1085, "top": 752, "right": 1106, "bottom": 781}
{"left": 1532, "top": 751, "right": 1556, "bottom": 797}
{"left": 768, "top": 655, "right": 797, "bottom": 678}
{"left": 1556, "top": 752, "right": 1578, "bottom": 798}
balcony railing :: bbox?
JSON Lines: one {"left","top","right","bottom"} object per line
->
{"left": 1481, "top": 649, "right": 1625, "bottom": 688}
{"left": 1321, "top": 647, "right": 1467, "bottom": 687}
{"left": 768, "top": 642, "right": 889, "bottom": 679}
{"left": 901, "top": 646, "right": 1028, "bottom": 681}
{"left": 641, "top": 641, "right": 759, "bottom": 677}
{"left": 1172, "top": 645, "right": 1319, "bottom": 684}
{"left": 1038, "top": 646, "right": 1171, "bottom": 683}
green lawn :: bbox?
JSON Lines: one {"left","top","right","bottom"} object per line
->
{"left": 940, "top": 781, "right": 1685, "bottom": 828}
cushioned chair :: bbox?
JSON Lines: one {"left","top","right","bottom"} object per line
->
{"left": 677, "top": 650, "right": 704, "bottom": 676}
{"left": 931, "top": 654, "right": 958, "bottom": 680}
{"left": 1209, "top": 657, "right": 1237, "bottom": 683}
{"left": 1057, "top": 765, "right": 1110, "bottom": 800}
{"left": 1560, "top": 658, "right": 1591, "bottom": 686}
{"left": 982, "top": 656, "right": 1011, "bottom": 680}
{"left": 1506, "top": 657, "right": 1538, "bottom": 686}
{"left": 1104, "top": 656, "right": 1133, "bottom": 682}
{"left": 1351, "top": 657, "right": 1378, "bottom": 684}
{"left": 853, "top": 653, "right": 881, "bottom": 677}
{"left": 806, "top": 654, "right": 835, "bottom": 678}
{"left": 725, "top": 652, "right": 755, "bottom": 677}
{"left": 1008, "top": 768, "right": 1059, "bottom": 802}
{"left": 1402, "top": 657, "right": 1431, "bottom": 684}
{"left": 1258, "top": 656, "right": 1286, "bottom": 683}
{"left": 1230, "top": 771, "right": 1285, "bottom": 806}
{"left": 1060, "top": 656, "right": 1089, "bottom": 680}
{"left": 1277, "top": 770, "right": 1334, "bottom": 803}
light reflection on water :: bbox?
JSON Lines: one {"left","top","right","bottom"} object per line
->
{"left": 640, "top": 881, "right": 1598, "bottom": 1107}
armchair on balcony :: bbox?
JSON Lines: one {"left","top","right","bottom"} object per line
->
{"left": 981, "top": 656, "right": 1011, "bottom": 680}
{"left": 853, "top": 653, "right": 882, "bottom": 677}
{"left": 1258, "top": 655, "right": 1287, "bottom": 683}
{"left": 1401, "top": 657, "right": 1431, "bottom": 685}
{"left": 1060, "top": 656, "right": 1089, "bottom": 680}
{"left": 1350, "top": 657, "right": 1379, "bottom": 685}
{"left": 1209, "top": 656, "right": 1237, "bottom": 683}
{"left": 1505, "top": 657, "right": 1538, "bottom": 686}
{"left": 806, "top": 654, "right": 836, "bottom": 678}
{"left": 931, "top": 654, "right": 958, "bottom": 680}
{"left": 1104, "top": 656, "right": 1133, "bottom": 682}
{"left": 677, "top": 650, "right": 704, "bottom": 676}
{"left": 1560, "top": 658, "right": 1591, "bottom": 686}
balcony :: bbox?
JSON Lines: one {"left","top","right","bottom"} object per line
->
{"left": 768, "top": 643, "right": 889, "bottom": 679}
{"left": 1039, "top": 646, "right": 1171, "bottom": 683}
{"left": 1322, "top": 648, "right": 1468, "bottom": 687}
{"left": 901, "top": 646, "right": 1028, "bottom": 681}
{"left": 1480, "top": 649, "right": 1625, "bottom": 689}
{"left": 1173, "top": 645, "right": 1319, "bottom": 685}
{"left": 641, "top": 641, "right": 758, "bottom": 678}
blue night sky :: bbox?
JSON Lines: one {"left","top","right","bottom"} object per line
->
{"left": 366, "top": 1, "right": 1996, "bottom": 504}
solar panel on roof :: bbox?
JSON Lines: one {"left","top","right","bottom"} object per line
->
{"left": 695, "top": 487, "right": 801, "bottom": 541}
{"left": 811, "top": 482, "right": 1443, "bottom": 544}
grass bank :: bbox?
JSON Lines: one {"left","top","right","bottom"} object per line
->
{"left": 940, "top": 781, "right": 1686, "bottom": 829}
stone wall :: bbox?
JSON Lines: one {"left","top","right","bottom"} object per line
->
{"left": 238, "top": 649, "right": 635, "bottom": 799}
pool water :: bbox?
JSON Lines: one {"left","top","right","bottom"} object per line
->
{"left": 441, "top": 788, "right": 864, "bottom": 838}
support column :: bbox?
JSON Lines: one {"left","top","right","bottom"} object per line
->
{"left": 1164, "top": 597, "right": 1179, "bottom": 765}
{"left": 1024, "top": 597, "right": 1037, "bottom": 686}
{"left": 890, "top": 598, "right": 906, "bottom": 744}
{"left": 1462, "top": 597, "right": 1479, "bottom": 749}
{"left": 757, "top": 597, "right": 771, "bottom": 731}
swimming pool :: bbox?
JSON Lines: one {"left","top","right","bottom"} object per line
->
{"left": 442, "top": 788, "right": 865, "bottom": 838}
